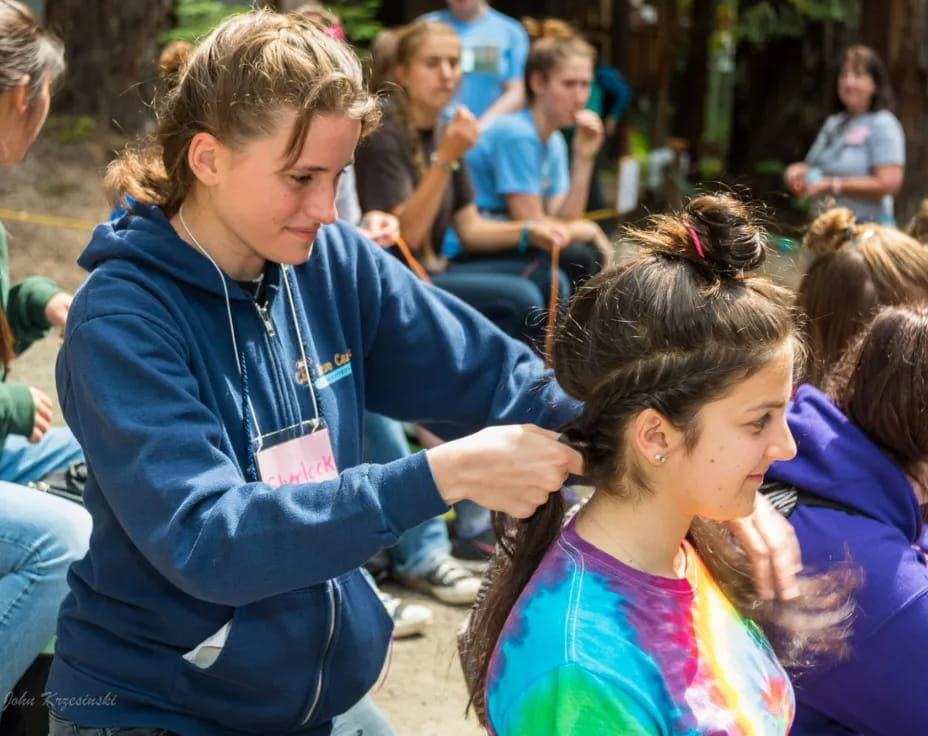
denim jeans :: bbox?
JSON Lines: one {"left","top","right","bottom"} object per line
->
{"left": 0, "top": 428, "right": 89, "bottom": 695}
{"left": 362, "top": 413, "right": 450, "bottom": 578}
{"left": 47, "top": 695, "right": 394, "bottom": 736}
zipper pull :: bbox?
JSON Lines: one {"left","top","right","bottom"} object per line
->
{"left": 256, "top": 302, "right": 275, "bottom": 337}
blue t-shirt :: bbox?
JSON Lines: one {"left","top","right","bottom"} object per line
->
{"left": 420, "top": 7, "right": 528, "bottom": 119}
{"left": 444, "top": 109, "right": 569, "bottom": 257}
{"left": 467, "top": 108, "right": 570, "bottom": 214}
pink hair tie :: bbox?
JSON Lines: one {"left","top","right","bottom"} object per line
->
{"left": 687, "top": 226, "right": 705, "bottom": 259}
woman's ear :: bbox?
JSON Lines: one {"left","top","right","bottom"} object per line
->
{"left": 393, "top": 64, "right": 408, "bottom": 87}
{"left": 187, "top": 132, "right": 224, "bottom": 188}
{"left": 3, "top": 75, "right": 30, "bottom": 116}
{"left": 629, "top": 408, "right": 685, "bottom": 467}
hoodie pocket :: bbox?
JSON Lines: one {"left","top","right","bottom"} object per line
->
{"left": 169, "top": 585, "right": 332, "bottom": 734}
{"left": 306, "top": 568, "right": 394, "bottom": 725}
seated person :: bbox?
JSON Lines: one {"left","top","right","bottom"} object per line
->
{"left": 765, "top": 304, "right": 928, "bottom": 734}
{"left": 355, "top": 20, "right": 569, "bottom": 347}
{"left": 459, "top": 34, "right": 612, "bottom": 290}
{"left": 460, "top": 194, "right": 852, "bottom": 735}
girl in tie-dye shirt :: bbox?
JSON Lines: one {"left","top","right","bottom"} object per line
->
{"left": 460, "top": 193, "right": 854, "bottom": 735}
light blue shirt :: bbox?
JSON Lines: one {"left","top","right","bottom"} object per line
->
{"left": 420, "top": 7, "right": 528, "bottom": 119}
{"left": 805, "top": 109, "right": 905, "bottom": 224}
{"left": 467, "top": 108, "right": 570, "bottom": 214}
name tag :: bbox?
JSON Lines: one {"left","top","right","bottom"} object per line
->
{"left": 256, "top": 426, "right": 338, "bottom": 488}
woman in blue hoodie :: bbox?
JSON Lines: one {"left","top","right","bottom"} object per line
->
{"left": 46, "top": 9, "right": 801, "bottom": 736}
{"left": 766, "top": 304, "right": 928, "bottom": 735}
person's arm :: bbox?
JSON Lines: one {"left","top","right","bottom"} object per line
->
{"left": 479, "top": 78, "right": 525, "bottom": 130}
{"left": 6, "top": 275, "right": 60, "bottom": 353}
{"left": 453, "top": 204, "right": 568, "bottom": 253}
{"left": 0, "top": 381, "right": 39, "bottom": 440}
{"left": 555, "top": 111, "right": 604, "bottom": 220}
{"left": 492, "top": 664, "right": 662, "bottom": 736}
{"left": 58, "top": 282, "right": 452, "bottom": 607}
{"left": 378, "top": 107, "right": 478, "bottom": 252}
{"left": 806, "top": 165, "right": 903, "bottom": 200}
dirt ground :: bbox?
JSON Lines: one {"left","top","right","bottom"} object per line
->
{"left": 1, "top": 120, "right": 809, "bottom": 736}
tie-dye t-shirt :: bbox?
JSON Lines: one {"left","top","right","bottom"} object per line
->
{"left": 486, "top": 517, "right": 794, "bottom": 735}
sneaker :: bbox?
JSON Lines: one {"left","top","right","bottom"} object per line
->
{"left": 395, "top": 558, "right": 482, "bottom": 605}
{"left": 450, "top": 527, "right": 496, "bottom": 573}
{"left": 378, "top": 590, "right": 432, "bottom": 639}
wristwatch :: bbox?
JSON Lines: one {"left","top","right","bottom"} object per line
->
{"left": 429, "top": 151, "right": 460, "bottom": 172}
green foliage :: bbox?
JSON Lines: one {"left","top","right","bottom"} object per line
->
{"left": 163, "top": 0, "right": 250, "bottom": 44}
{"left": 736, "top": 0, "right": 860, "bottom": 47}
{"left": 54, "top": 115, "right": 95, "bottom": 145}
{"left": 163, "top": 0, "right": 382, "bottom": 46}
{"left": 327, "top": 1, "right": 382, "bottom": 43}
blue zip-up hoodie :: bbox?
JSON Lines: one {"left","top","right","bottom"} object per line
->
{"left": 767, "top": 384, "right": 928, "bottom": 736}
{"left": 48, "top": 205, "right": 576, "bottom": 735}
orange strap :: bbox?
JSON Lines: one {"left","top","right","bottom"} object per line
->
{"left": 543, "top": 243, "right": 561, "bottom": 369}
{"left": 393, "top": 235, "right": 432, "bottom": 284}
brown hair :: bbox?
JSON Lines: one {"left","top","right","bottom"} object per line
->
{"left": 839, "top": 45, "right": 894, "bottom": 112}
{"left": 905, "top": 199, "right": 928, "bottom": 245}
{"left": 0, "top": 0, "right": 64, "bottom": 367}
{"left": 157, "top": 40, "right": 191, "bottom": 84}
{"left": 384, "top": 20, "right": 459, "bottom": 180}
{"left": 521, "top": 17, "right": 576, "bottom": 44}
{"left": 461, "top": 194, "right": 854, "bottom": 724}
{"left": 105, "top": 9, "right": 380, "bottom": 217}
{"left": 524, "top": 35, "right": 594, "bottom": 104}
{"left": 826, "top": 304, "right": 928, "bottom": 483}
{"left": 797, "top": 207, "right": 928, "bottom": 387}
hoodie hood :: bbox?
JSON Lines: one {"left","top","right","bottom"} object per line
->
{"left": 80, "top": 204, "right": 277, "bottom": 301}
{"left": 767, "top": 383, "right": 921, "bottom": 543}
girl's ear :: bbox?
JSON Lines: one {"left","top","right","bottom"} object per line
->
{"left": 187, "top": 132, "right": 224, "bottom": 187}
{"left": 629, "top": 408, "right": 685, "bottom": 467}
{"left": 3, "top": 75, "right": 29, "bottom": 116}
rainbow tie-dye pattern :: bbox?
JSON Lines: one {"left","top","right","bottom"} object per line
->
{"left": 486, "top": 517, "right": 794, "bottom": 735}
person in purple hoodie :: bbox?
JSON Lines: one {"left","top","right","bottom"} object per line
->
{"left": 766, "top": 303, "right": 928, "bottom": 735}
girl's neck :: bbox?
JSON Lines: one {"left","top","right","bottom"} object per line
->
{"left": 171, "top": 195, "right": 265, "bottom": 281}
{"left": 574, "top": 486, "right": 692, "bottom": 578}
{"left": 529, "top": 103, "right": 557, "bottom": 143}
{"left": 408, "top": 97, "right": 440, "bottom": 129}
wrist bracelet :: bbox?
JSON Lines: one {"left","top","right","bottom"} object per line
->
{"left": 429, "top": 151, "right": 460, "bottom": 172}
{"left": 518, "top": 221, "right": 531, "bottom": 254}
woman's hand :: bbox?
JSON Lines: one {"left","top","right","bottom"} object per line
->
{"left": 436, "top": 105, "right": 479, "bottom": 166}
{"left": 44, "top": 291, "right": 72, "bottom": 329}
{"left": 527, "top": 220, "right": 569, "bottom": 252}
{"left": 358, "top": 210, "right": 400, "bottom": 248}
{"left": 28, "top": 385, "right": 53, "bottom": 444}
{"left": 572, "top": 110, "right": 605, "bottom": 161}
{"left": 784, "top": 162, "right": 808, "bottom": 196}
{"left": 724, "top": 492, "right": 802, "bottom": 601}
{"left": 567, "top": 218, "right": 614, "bottom": 265}
{"left": 427, "top": 424, "right": 584, "bottom": 519}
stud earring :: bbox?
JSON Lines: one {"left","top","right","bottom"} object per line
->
{"left": 654, "top": 453, "right": 667, "bottom": 464}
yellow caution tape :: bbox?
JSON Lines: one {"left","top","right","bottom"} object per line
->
{"left": 0, "top": 207, "right": 97, "bottom": 231}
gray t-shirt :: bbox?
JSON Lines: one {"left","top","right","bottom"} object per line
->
{"left": 805, "top": 109, "right": 905, "bottom": 223}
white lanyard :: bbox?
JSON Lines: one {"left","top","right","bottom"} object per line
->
{"left": 177, "top": 206, "right": 321, "bottom": 448}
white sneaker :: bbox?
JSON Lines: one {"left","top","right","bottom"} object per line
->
{"left": 395, "top": 558, "right": 482, "bottom": 606}
{"left": 378, "top": 591, "right": 432, "bottom": 639}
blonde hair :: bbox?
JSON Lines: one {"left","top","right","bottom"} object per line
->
{"left": 521, "top": 17, "right": 577, "bottom": 43}
{"left": 106, "top": 9, "right": 380, "bottom": 216}
{"left": 798, "top": 207, "right": 928, "bottom": 386}
{"left": 0, "top": 0, "right": 64, "bottom": 101}
{"left": 905, "top": 199, "right": 928, "bottom": 245}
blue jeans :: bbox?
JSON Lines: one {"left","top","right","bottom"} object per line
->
{"left": 362, "top": 413, "right": 449, "bottom": 578}
{"left": 0, "top": 428, "right": 89, "bottom": 695}
{"left": 47, "top": 696, "right": 394, "bottom": 736}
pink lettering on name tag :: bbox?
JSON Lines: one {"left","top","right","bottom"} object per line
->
{"left": 844, "top": 125, "right": 870, "bottom": 145}
{"left": 256, "top": 428, "right": 338, "bottom": 488}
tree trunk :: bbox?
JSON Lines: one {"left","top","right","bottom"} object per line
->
{"left": 671, "top": 0, "right": 714, "bottom": 170}
{"left": 45, "top": 0, "right": 174, "bottom": 134}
